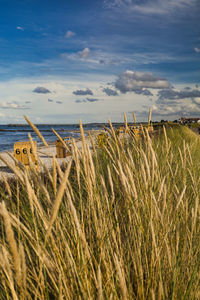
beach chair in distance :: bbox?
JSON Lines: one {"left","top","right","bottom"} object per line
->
{"left": 14, "top": 141, "right": 38, "bottom": 170}
{"left": 96, "top": 132, "right": 109, "bottom": 148}
{"left": 129, "top": 125, "right": 141, "bottom": 139}
{"left": 56, "top": 137, "right": 71, "bottom": 158}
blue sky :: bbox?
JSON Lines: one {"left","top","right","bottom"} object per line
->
{"left": 0, "top": 0, "right": 200, "bottom": 123}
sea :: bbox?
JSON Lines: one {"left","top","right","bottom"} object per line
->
{"left": 0, "top": 123, "right": 122, "bottom": 152}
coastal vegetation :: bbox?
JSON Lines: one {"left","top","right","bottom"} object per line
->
{"left": 0, "top": 124, "right": 200, "bottom": 299}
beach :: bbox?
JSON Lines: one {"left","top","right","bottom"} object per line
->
{"left": 0, "top": 134, "right": 96, "bottom": 179}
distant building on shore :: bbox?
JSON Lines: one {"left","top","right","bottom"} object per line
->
{"left": 180, "top": 117, "right": 200, "bottom": 124}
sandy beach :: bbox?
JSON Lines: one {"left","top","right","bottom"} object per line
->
{"left": 0, "top": 134, "right": 96, "bottom": 180}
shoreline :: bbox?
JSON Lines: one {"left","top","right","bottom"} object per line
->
{"left": 0, "top": 130, "right": 101, "bottom": 179}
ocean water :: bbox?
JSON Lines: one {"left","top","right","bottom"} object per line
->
{"left": 0, "top": 123, "right": 106, "bottom": 152}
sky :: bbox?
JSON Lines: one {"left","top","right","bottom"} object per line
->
{"left": 0, "top": 0, "right": 200, "bottom": 124}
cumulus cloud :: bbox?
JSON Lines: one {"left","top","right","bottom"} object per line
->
{"left": 48, "top": 99, "right": 53, "bottom": 102}
{"left": 75, "top": 98, "right": 100, "bottom": 103}
{"left": 194, "top": 47, "right": 200, "bottom": 53}
{"left": 153, "top": 104, "right": 200, "bottom": 117}
{"left": 115, "top": 70, "right": 170, "bottom": 93}
{"left": 147, "top": 87, "right": 200, "bottom": 119}
{"left": 33, "top": 87, "right": 51, "bottom": 94}
{"left": 136, "top": 102, "right": 200, "bottom": 119}
{"left": 0, "top": 102, "right": 30, "bottom": 109}
{"left": 133, "top": 89, "right": 153, "bottom": 96}
{"left": 73, "top": 88, "right": 93, "bottom": 96}
{"left": 78, "top": 48, "right": 90, "bottom": 59}
{"left": 65, "top": 30, "right": 76, "bottom": 38}
{"left": 157, "top": 88, "right": 200, "bottom": 101}
{"left": 102, "top": 87, "right": 118, "bottom": 96}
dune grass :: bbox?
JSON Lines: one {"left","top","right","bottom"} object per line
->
{"left": 0, "top": 124, "right": 200, "bottom": 299}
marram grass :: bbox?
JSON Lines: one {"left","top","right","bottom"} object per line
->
{"left": 0, "top": 125, "right": 200, "bottom": 299}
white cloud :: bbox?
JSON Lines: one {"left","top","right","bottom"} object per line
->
{"left": 16, "top": 26, "right": 24, "bottom": 31}
{"left": 115, "top": 70, "right": 170, "bottom": 93}
{"left": 78, "top": 47, "right": 90, "bottom": 59}
{"left": 61, "top": 47, "right": 101, "bottom": 63}
{"left": 104, "top": 0, "right": 197, "bottom": 15}
{"left": 0, "top": 102, "right": 29, "bottom": 110}
{"left": 65, "top": 30, "right": 76, "bottom": 38}
{"left": 194, "top": 47, "right": 200, "bottom": 53}
{"left": 61, "top": 48, "right": 125, "bottom": 65}
{"left": 61, "top": 46, "right": 175, "bottom": 66}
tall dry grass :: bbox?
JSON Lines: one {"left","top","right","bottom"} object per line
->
{"left": 0, "top": 124, "right": 200, "bottom": 299}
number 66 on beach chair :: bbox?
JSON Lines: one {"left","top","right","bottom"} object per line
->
{"left": 14, "top": 141, "right": 39, "bottom": 170}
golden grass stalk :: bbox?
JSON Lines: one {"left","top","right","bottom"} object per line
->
{"left": 175, "top": 185, "right": 187, "bottom": 211}
{"left": 52, "top": 128, "right": 71, "bottom": 152}
{"left": 24, "top": 115, "right": 48, "bottom": 147}
{"left": 107, "top": 165, "right": 115, "bottom": 205}
{"left": 19, "top": 242, "right": 27, "bottom": 295}
{"left": 24, "top": 173, "right": 48, "bottom": 229}
{"left": 114, "top": 253, "right": 128, "bottom": 299}
{"left": 124, "top": 112, "right": 128, "bottom": 131}
{"left": 132, "top": 111, "right": 136, "bottom": 125}
{"left": 2, "top": 173, "right": 12, "bottom": 197}
{"left": 40, "top": 159, "right": 54, "bottom": 185}
{"left": 89, "top": 131, "right": 97, "bottom": 158}
{"left": 54, "top": 156, "right": 63, "bottom": 179}
{"left": 97, "top": 264, "right": 103, "bottom": 300}
{"left": 0, "top": 247, "right": 19, "bottom": 300}
{"left": 79, "top": 120, "right": 86, "bottom": 147}
{"left": 28, "top": 133, "right": 39, "bottom": 162}
{"left": 0, "top": 154, "right": 24, "bottom": 183}
{"left": 71, "top": 137, "right": 81, "bottom": 189}
{"left": 65, "top": 186, "right": 98, "bottom": 288}
{"left": 0, "top": 202, "right": 21, "bottom": 288}
{"left": 45, "top": 161, "right": 72, "bottom": 241}
{"left": 108, "top": 119, "right": 121, "bottom": 158}
{"left": 52, "top": 156, "right": 57, "bottom": 196}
